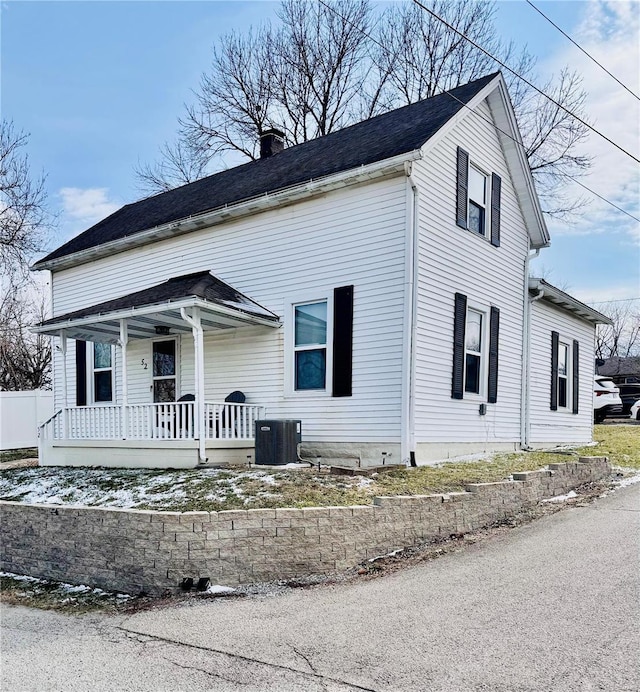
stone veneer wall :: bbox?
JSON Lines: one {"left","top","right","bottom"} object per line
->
{"left": 0, "top": 457, "right": 610, "bottom": 595}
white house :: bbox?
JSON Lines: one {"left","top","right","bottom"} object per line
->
{"left": 32, "top": 72, "right": 610, "bottom": 469}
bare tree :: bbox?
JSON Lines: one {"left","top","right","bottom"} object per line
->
{"left": 0, "top": 282, "right": 51, "bottom": 391}
{"left": 137, "top": 0, "right": 385, "bottom": 192}
{"left": 1, "top": 120, "right": 51, "bottom": 282}
{"left": 374, "top": 1, "right": 590, "bottom": 218}
{"left": 594, "top": 300, "right": 640, "bottom": 360}
{"left": 137, "top": 0, "right": 591, "bottom": 216}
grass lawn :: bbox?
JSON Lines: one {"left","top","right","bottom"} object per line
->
{"left": 0, "top": 426, "right": 637, "bottom": 512}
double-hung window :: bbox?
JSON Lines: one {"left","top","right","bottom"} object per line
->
{"left": 464, "top": 309, "right": 483, "bottom": 394}
{"left": 557, "top": 342, "right": 569, "bottom": 408}
{"left": 468, "top": 166, "right": 488, "bottom": 237}
{"left": 294, "top": 301, "right": 328, "bottom": 391}
{"left": 287, "top": 286, "right": 354, "bottom": 397}
{"left": 551, "top": 332, "right": 579, "bottom": 413}
{"left": 456, "top": 147, "right": 501, "bottom": 247}
{"left": 452, "top": 293, "right": 500, "bottom": 403}
{"left": 92, "top": 343, "right": 113, "bottom": 403}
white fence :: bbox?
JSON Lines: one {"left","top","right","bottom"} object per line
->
{"left": 40, "top": 402, "right": 265, "bottom": 442}
{"left": 0, "top": 390, "right": 54, "bottom": 450}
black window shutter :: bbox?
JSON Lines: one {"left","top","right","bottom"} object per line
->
{"left": 75, "top": 340, "right": 87, "bottom": 406}
{"left": 456, "top": 147, "right": 469, "bottom": 229}
{"left": 487, "top": 306, "right": 500, "bottom": 404}
{"left": 572, "top": 340, "right": 580, "bottom": 414}
{"left": 452, "top": 293, "right": 467, "bottom": 399}
{"left": 332, "top": 285, "right": 354, "bottom": 397}
{"left": 550, "top": 331, "right": 559, "bottom": 411}
{"left": 490, "top": 173, "right": 501, "bottom": 247}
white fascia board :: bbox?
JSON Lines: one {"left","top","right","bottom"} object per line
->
{"left": 529, "top": 278, "right": 612, "bottom": 325}
{"left": 32, "top": 152, "right": 421, "bottom": 273}
{"left": 34, "top": 297, "right": 281, "bottom": 335}
{"left": 486, "top": 80, "right": 549, "bottom": 249}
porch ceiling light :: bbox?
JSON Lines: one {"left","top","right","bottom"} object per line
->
{"left": 155, "top": 325, "right": 171, "bottom": 335}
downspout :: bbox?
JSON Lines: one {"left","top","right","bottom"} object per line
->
{"left": 180, "top": 307, "right": 207, "bottom": 464}
{"left": 401, "top": 161, "right": 419, "bottom": 466}
{"left": 520, "top": 251, "right": 543, "bottom": 450}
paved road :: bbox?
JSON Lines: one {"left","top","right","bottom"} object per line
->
{"left": 2, "top": 484, "right": 639, "bottom": 691}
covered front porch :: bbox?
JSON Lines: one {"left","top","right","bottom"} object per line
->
{"left": 35, "top": 271, "right": 281, "bottom": 467}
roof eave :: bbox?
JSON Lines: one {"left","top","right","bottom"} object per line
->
{"left": 486, "top": 77, "right": 550, "bottom": 249}
{"left": 33, "top": 296, "right": 281, "bottom": 336}
{"left": 529, "top": 278, "right": 612, "bottom": 325}
{"left": 31, "top": 150, "right": 422, "bottom": 273}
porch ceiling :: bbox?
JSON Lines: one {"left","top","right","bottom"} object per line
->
{"left": 35, "top": 271, "right": 281, "bottom": 342}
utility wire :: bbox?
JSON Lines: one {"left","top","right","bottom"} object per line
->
{"left": 316, "top": 0, "right": 640, "bottom": 225}
{"left": 526, "top": 0, "right": 640, "bottom": 102}
{"left": 409, "top": 0, "right": 640, "bottom": 165}
{"left": 589, "top": 297, "right": 640, "bottom": 304}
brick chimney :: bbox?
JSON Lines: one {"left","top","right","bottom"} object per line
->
{"left": 259, "top": 128, "right": 285, "bottom": 159}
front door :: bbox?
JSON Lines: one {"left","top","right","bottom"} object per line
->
{"left": 152, "top": 339, "right": 177, "bottom": 402}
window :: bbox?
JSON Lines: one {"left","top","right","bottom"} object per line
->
{"left": 294, "top": 301, "right": 328, "bottom": 391}
{"left": 558, "top": 342, "right": 569, "bottom": 408}
{"left": 286, "top": 286, "right": 353, "bottom": 397}
{"left": 464, "top": 309, "right": 483, "bottom": 394}
{"left": 152, "top": 339, "right": 177, "bottom": 402}
{"left": 551, "top": 333, "right": 579, "bottom": 413}
{"left": 468, "top": 166, "right": 488, "bottom": 236}
{"left": 92, "top": 343, "right": 113, "bottom": 403}
{"left": 452, "top": 294, "right": 500, "bottom": 402}
{"left": 456, "top": 147, "right": 501, "bottom": 247}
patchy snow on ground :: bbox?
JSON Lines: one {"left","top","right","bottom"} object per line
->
{"left": 542, "top": 490, "right": 578, "bottom": 503}
{"left": 0, "top": 571, "right": 132, "bottom": 599}
{"left": 0, "top": 466, "right": 296, "bottom": 509}
{"left": 416, "top": 452, "right": 498, "bottom": 467}
{"left": 611, "top": 470, "right": 640, "bottom": 489}
{"left": 369, "top": 548, "right": 403, "bottom": 563}
{"left": 205, "top": 584, "right": 236, "bottom": 595}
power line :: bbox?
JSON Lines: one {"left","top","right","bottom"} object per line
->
{"left": 409, "top": 0, "right": 640, "bottom": 165}
{"left": 525, "top": 0, "right": 640, "bottom": 102}
{"left": 589, "top": 297, "right": 640, "bottom": 305}
{"left": 316, "top": 0, "right": 640, "bottom": 225}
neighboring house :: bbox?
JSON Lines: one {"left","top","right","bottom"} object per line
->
{"left": 596, "top": 356, "right": 640, "bottom": 383}
{"left": 32, "top": 72, "right": 610, "bottom": 469}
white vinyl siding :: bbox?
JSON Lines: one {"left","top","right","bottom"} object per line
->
{"left": 529, "top": 300, "right": 595, "bottom": 445}
{"left": 50, "top": 177, "right": 408, "bottom": 443}
{"left": 412, "top": 98, "right": 529, "bottom": 445}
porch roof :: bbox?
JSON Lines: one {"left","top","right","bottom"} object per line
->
{"left": 35, "top": 271, "right": 281, "bottom": 342}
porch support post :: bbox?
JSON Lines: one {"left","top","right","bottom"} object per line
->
{"left": 181, "top": 307, "right": 206, "bottom": 464}
{"left": 119, "top": 319, "right": 129, "bottom": 439}
{"left": 59, "top": 330, "right": 68, "bottom": 439}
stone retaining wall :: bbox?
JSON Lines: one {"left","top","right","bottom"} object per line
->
{"left": 0, "top": 457, "right": 610, "bottom": 595}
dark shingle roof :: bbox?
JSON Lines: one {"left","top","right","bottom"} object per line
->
{"left": 39, "top": 271, "right": 279, "bottom": 325}
{"left": 596, "top": 356, "right": 640, "bottom": 378}
{"left": 40, "top": 73, "right": 498, "bottom": 265}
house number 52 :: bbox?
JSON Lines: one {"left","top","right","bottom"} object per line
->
{"left": 141, "top": 359, "right": 148, "bottom": 370}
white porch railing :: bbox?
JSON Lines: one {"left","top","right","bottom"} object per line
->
{"left": 39, "top": 402, "right": 266, "bottom": 442}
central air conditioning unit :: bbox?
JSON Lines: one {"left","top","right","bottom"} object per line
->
{"left": 254, "top": 419, "right": 302, "bottom": 466}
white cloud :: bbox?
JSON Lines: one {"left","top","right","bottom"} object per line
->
{"left": 59, "top": 187, "right": 120, "bottom": 225}
{"left": 544, "top": 1, "right": 640, "bottom": 246}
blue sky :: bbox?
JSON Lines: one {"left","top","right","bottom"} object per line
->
{"left": 2, "top": 0, "right": 639, "bottom": 306}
